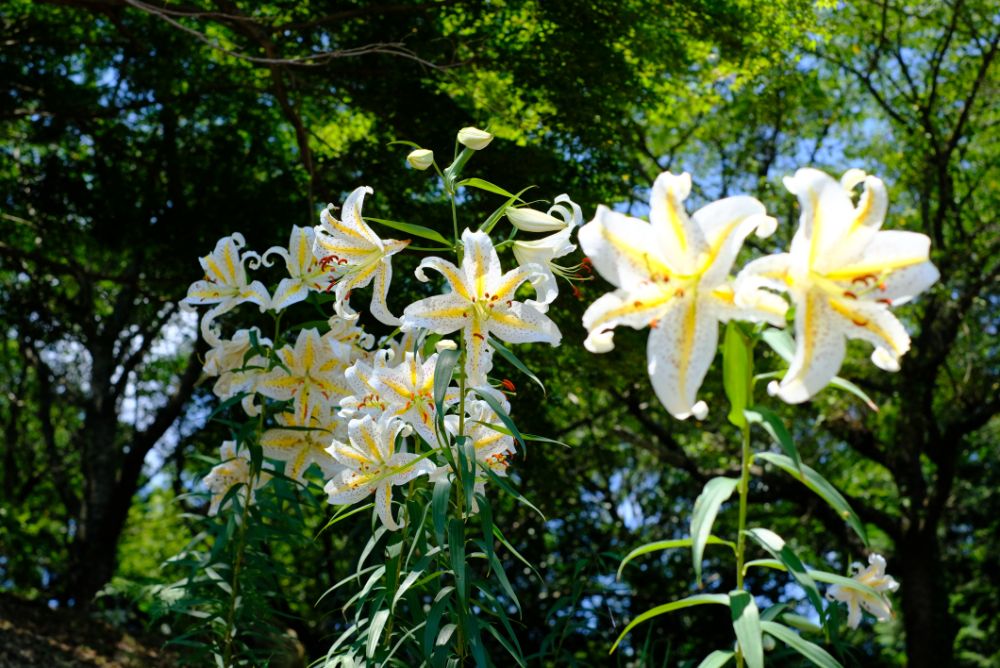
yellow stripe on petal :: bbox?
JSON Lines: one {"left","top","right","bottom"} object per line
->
{"left": 601, "top": 226, "right": 675, "bottom": 281}
{"left": 824, "top": 256, "right": 926, "bottom": 281}
{"left": 828, "top": 299, "right": 905, "bottom": 355}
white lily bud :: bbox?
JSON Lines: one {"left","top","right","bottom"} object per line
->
{"left": 407, "top": 148, "right": 434, "bottom": 170}
{"left": 506, "top": 206, "right": 567, "bottom": 233}
{"left": 457, "top": 127, "right": 493, "bottom": 150}
{"left": 435, "top": 339, "right": 458, "bottom": 352}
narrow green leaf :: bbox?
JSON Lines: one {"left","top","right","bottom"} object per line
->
{"left": 722, "top": 323, "right": 752, "bottom": 428}
{"left": 730, "top": 590, "right": 763, "bottom": 668}
{"left": 617, "top": 536, "right": 736, "bottom": 580}
{"left": 449, "top": 518, "right": 467, "bottom": 605}
{"left": 366, "top": 609, "right": 390, "bottom": 658}
{"left": 691, "top": 477, "right": 739, "bottom": 584}
{"left": 318, "top": 502, "right": 374, "bottom": 536}
{"left": 755, "top": 452, "right": 869, "bottom": 546}
{"left": 474, "top": 388, "right": 526, "bottom": 450}
{"left": 488, "top": 337, "right": 545, "bottom": 394}
{"left": 432, "top": 479, "right": 451, "bottom": 547}
{"left": 744, "top": 407, "right": 801, "bottom": 473}
{"left": 457, "top": 177, "right": 525, "bottom": 201}
{"left": 696, "top": 650, "right": 735, "bottom": 668}
{"left": 745, "top": 528, "right": 824, "bottom": 621}
{"left": 422, "top": 586, "right": 454, "bottom": 659}
{"left": 744, "top": 559, "right": 883, "bottom": 601}
{"left": 433, "top": 347, "right": 460, "bottom": 434}
{"left": 829, "top": 376, "right": 879, "bottom": 412}
{"left": 365, "top": 216, "right": 451, "bottom": 246}
{"left": 610, "top": 594, "right": 729, "bottom": 653}
{"left": 761, "top": 621, "right": 842, "bottom": 668}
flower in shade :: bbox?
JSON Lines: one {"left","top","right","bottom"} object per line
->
{"left": 579, "top": 171, "right": 786, "bottom": 420}
{"left": 324, "top": 415, "right": 435, "bottom": 531}
{"left": 182, "top": 234, "right": 270, "bottom": 344}
{"left": 736, "top": 168, "right": 939, "bottom": 403}
{"left": 826, "top": 553, "right": 900, "bottom": 629}
{"left": 202, "top": 441, "right": 272, "bottom": 516}
{"left": 313, "top": 186, "right": 409, "bottom": 326}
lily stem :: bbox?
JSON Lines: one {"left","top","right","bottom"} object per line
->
{"left": 734, "top": 418, "right": 752, "bottom": 668}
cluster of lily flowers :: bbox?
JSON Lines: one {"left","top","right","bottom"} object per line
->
{"left": 183, "top": 126, "right": 934, "bottom": 630}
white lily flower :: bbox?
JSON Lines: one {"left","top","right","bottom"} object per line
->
{"left": 256, "top": 328, "right": 351, "bottom": 422}
{"left": 432, "top": 399, "right": 516, "bottom": 508}
{"left": 512, "top": 226, "right": 577, "bottom": 309}
{"left": 260, "top": 411, "right": 345, "bottom": 483}
{"left": 182, "top": 234, "right": 271, "bottom": 345}
{"left": 457, "top": 127, "right": 493, "bottom": 150}
{"left": 736, "top": 168, "right": 939, "bottom": 403}
{"left": 826, "top": 553, "right": 900, "bottom": 629}
{"left": 202, "top": 441, "right": 272, "bottom": 516}
{"left": 203, "top": 328, "right": 271, "bottom": 416}
{"left": 372, "top": 351, "right": 460, "bottom": 445}
{"left": 203, "top": 327, "right": 270, "bottom": 377}
{"left": 400, "top": 229, "right": 562, "bottom": 387}
{"left": 313, "top": 186, "right": 410, "bottom": 326}
{"left": 264, "top": 226, "right": 330, "bottom": 311}
{"left": 579, "top": 171, "right": 785, "bottom": 420}
{"left": 339, "top": 352, "right": 391, "bottom": 421}
{"left": 324, "top": 415, "right": 435, "bottom": 531}
{"left": 407, "top": 148, "right": 434, "bottom": 170}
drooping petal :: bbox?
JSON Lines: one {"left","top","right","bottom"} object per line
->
{"left": 773, "top": 288, "right": 848, "bottom": 404}
{"left": 491, "top": 264, "right": 544, "bottom": 302}
{"left": 579, "top": 206, "right": 676, "bottom": 290}
{"left": 387, "top": 452, "right": 435, "bottom": 485}
{"left": 370, "top": 257, "right": 401, "bottom": 326}
{"left": 374, "top": 483, "right": 399, "bottom": 530}
{"left": 325, "top": 469, "right": 374, "bottom": 505}
{"left": 710, "top": 283, "right": 788, "bottom": 328}
{"left": 401, "top": 293, "right": 470, "bottom": 335}
{"left": 826, "top": 230, "right": 937, "bottom": 304}
{"left": 648, "top": 171, "right": 705, "bottom": 275}
{"left": 826, "top": 297, "right": 910, "bottom": 372}
{"left": 645, "top": 292, "right": 719, "bottom": 420}
{"left": 269, "top": 277, "right": 310, "bottom": 311}
{"left": 463, "top": 317, "right": 493, "bottom": 387}
{"left": 488, "top": 302, "right": 562, "bottom": 345}
{"left": 581, "top": 283, "right": 677, "bottom": 352}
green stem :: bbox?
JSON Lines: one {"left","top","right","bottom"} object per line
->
{"left": 734, "top": 419, "right": 752, "bottom": 668}
{"left": 222, "top": 484, "right": 253, "bottom": 668}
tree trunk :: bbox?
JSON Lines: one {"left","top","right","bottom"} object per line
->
{"left": 897, "top": 522, "right": 957, "bottom": 667}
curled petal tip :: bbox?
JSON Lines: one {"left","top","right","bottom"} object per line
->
{"left": 840, "top": 168, "right": 868, "bottom": 191}
{"left": 767, "top": 380, "right": 781, "bottom": 397}
{"left": 872, "top": 348, "right": 901, "bottom": 372}
{"left": 751, "top": 214, "right": 778, "bottom": 239}
{"left": 692, "top": 401, "right": 708, "bottom": 420}
{"left": 584, "top": 329, "right": 615, "bottom": 353}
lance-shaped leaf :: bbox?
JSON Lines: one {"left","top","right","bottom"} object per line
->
{"left": 730, "top": 590, "right": 763, "bottom": 668}
{"left": 756, "top": 452, "right": 869, "bottom": 546}
{"left": 618, "top": 536, "right": 736, "bottom": 580}
{"left": 691, "top": 477, "right": 739, "bottom": 584}
{"left": 609, "top": 594, "right": 729, "bottom": 654}
{"left": 745, "top": 528, "right": 824, "bottom": 621}
{"left": 761, "top": 621, "right": 842, "bottom": 668}
{"left": 744, "top": 406, "right": 801, "bottom": 474}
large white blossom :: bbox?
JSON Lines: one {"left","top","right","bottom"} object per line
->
{"left": 202, "top": 441, "right": 272, "bottom": 516}
{"left": 579, "top": 171, "right": 786, "bottom": 420}
{"left": 736, "top": 168, "right": 939, "bottom": 403}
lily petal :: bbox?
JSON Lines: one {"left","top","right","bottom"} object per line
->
{"left": 649, "top": 171, "right": 706, "bottom": 275}
{"left": 578, "top": 206, "right": 676, "bottom": 290}
{"left": 646, "top": 292, "right": 719, "bottom": 419}
{"left": 773, "top": 288, "right": 848, "bottom": 404}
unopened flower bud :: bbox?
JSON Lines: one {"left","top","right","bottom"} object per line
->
{"left": 457, "top": 127, "right": 493, "bottom": 150}
{"left": 506, "top": 206, "right": 567, "bottom": 233}
{"left": 407, "top": 148, "right": 434, "bottom": 170}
